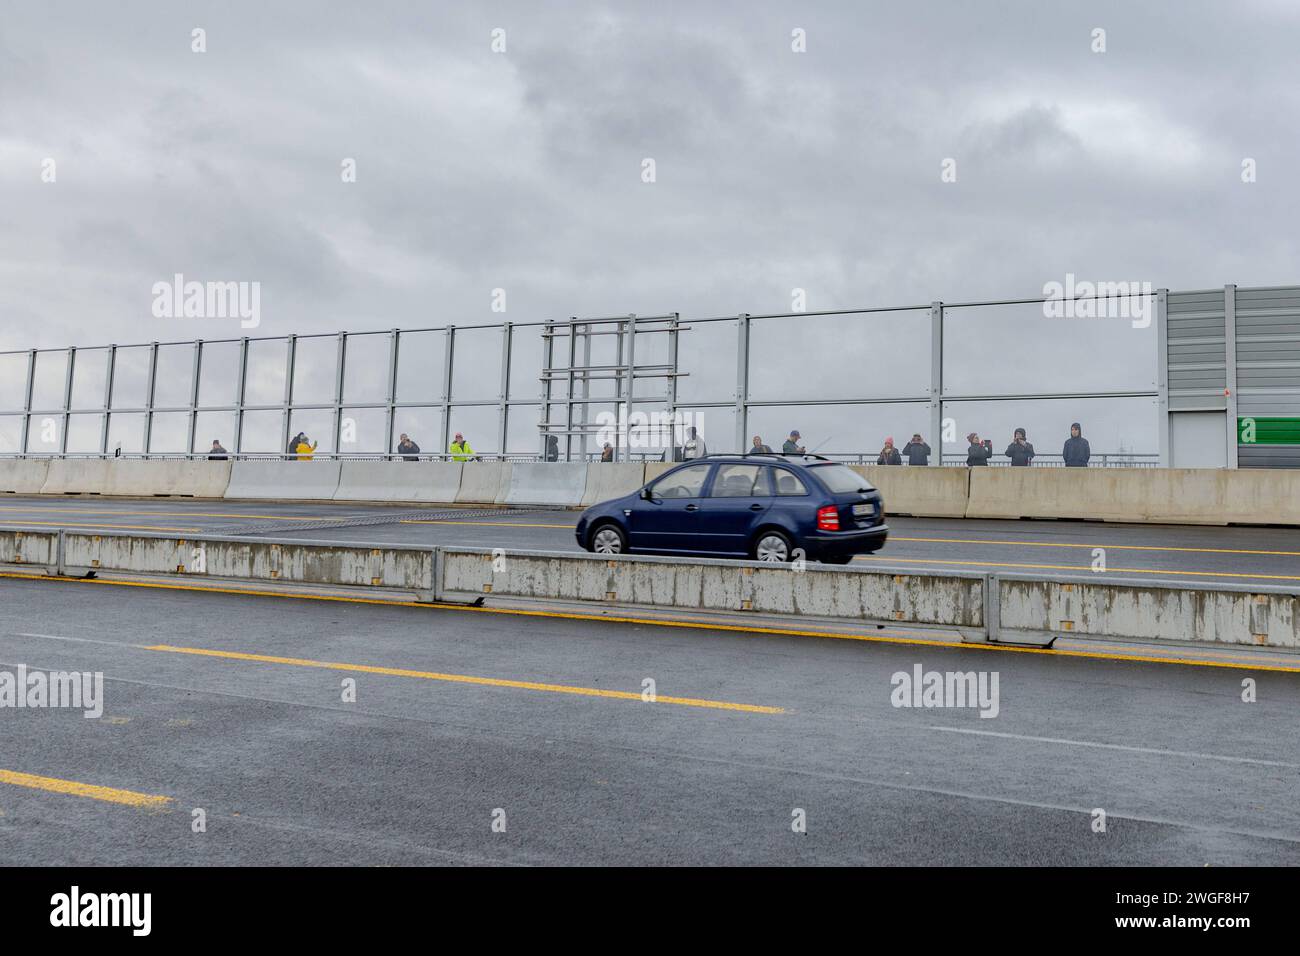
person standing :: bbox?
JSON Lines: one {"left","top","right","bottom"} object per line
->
{"left": 396, "top": 433, "right": 420, "bottom": 461}
{"left": 902, "top": 433, "right": 930, "bottom": 466}
{"left": 966, "top": 432, "right": 992, "bottom": 466}
{"left": 1063, "top": 422, "right": 1090, "bottom": 467}
{"left": 682, "top": 426, "right": 707, "bottom": 459}
{"left": 600, "top": 442, "right": 614, "bottom": 462}
{"left": 876, "top": 437, "right": 902, "bottom": 465}
{"left": 746, "top": 435, "right": 773, "bottom": 455}
{"left": 449, "top": 432, "right": 474, "bottom": 461}
{"left": 207, "top": 440, "right": 229, "bottom": 461}
{"left": 294, "top": 434, "right": 318, "bottom": 460}
{"left": 782, "top": 430, "right": 805, "bottom": 455}
{"left": 1004, "top": 428, "right": 1035, "bottom": 466}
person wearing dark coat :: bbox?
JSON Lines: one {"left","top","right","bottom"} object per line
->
{"left": 876, "top": 437, "right": 902, "bottom": 465}
{"left": 966, "top": 432, "right": 993, "bottom": 466}
{"left": 1004, "top": 427, "right": 1036, "bottom": 466}
{"left": 1063, "top": 422, "right": 1091, "bottom": 467}
{"left": 396, "top": 434, "right": 420, "bottom": 461}
{"left": 902, "top": 433, "right": 930, "bottom": 466}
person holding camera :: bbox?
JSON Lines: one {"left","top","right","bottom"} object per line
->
{"left": 966, "top": 432, "right": 993, "bottom": 466}
{"left": 1004, "top": 427, "right": 1036, "bottom": 466}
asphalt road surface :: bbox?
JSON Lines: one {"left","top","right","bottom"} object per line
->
{"left": 2, "top": 569, "right": 1299, "bottom": 865}
{"left": 2, "top": 495, "right": 1300, "bottom": 587}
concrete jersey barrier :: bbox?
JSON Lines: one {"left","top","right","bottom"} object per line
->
{"left": 849, "top": 464, "right": 969, "bottom": 518}
{"left": 39, "top": 458, "right": 113, "bottom": 495}
{"left": 333, "top": 460, "right": 463, "bottom": 503}
{"left": 224, "top": 460, "right": 342, "bottom": 501}
{"left": 581, "top": 462, "right": 648, "bottom": 506}
{"left": 101, "top": 459, "right": 232, "bottom": 497}
{"left": 0, "top": 459, "right": 51, "bottom": 494}
{"left": 502, "top": 462, "right": 589, "bottom": 506}
{"left": 455, "top": 461, "right": 512, "bottom": 504}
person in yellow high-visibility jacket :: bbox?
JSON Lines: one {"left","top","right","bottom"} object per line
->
{"left": 294, "top": 433, "right": 318, "bottom": 460}
{"left": 449, "top": 432, "right": 473, "bottom": 461}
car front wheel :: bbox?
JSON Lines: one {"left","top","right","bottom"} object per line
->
{"left": 752, "top": 530, "right": 794, "bottom": 563}
{"left": 590, "top": 523, "right": 627, "bottom": 554}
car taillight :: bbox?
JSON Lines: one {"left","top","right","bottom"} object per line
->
{"left": 816, "top": 505, "right": 840, "bottom": 531}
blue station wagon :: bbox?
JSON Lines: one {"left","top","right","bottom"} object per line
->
{"left": 574, "top": 454, "right": 888, "bottom": 563}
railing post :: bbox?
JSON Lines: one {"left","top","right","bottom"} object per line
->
{"left": 929, "top": 301, "right": 944, "bottom": 465}
{"left": 1224, "top": 284, "right": 1238, "bottom": 469}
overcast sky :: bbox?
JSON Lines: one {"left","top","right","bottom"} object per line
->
{"left": 2, "top": 1, "right": 1297, "bottom": 456}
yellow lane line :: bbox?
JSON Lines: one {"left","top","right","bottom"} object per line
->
{"left": 3, "top": 569, "right": 1299, "bottom": 673}
{"left": 145, "top": 644, "right": 783, "bottom": 714}
{"left": 892, "top": 535, "right": 1300, "bottom": 558}
{"left": 858, "top": 555, "right": 1300, "bottom": 583}
{"left": 0, "top": 519, "right": 203, "bottom": 533}
{"left": 399, "top": 520, "right": 575, "bottom": 528}
{"left": 0, "top": 769, "right": 172, "bottom": 808}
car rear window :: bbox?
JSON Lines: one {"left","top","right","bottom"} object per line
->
{"left": 809, "top": 463, "right": 873, "bottom": 493}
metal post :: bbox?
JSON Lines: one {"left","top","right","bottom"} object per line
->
{"left": 19, "top": 350, "right": 34, "bottom": 455}
{"left": 1156, "top": 289, "right": 1169, "bottom": 467}
{"left": 142, "top": 341, "right": 159, "bottom": 457}
{"left": 60, "top": 347, "right": 76, "bottom": 455}
{"left": 579, "top": 322, "right": 592, "bottom": 461}
{"left": 282, "top": 334, "right": 297, "bottom": 456}
{"left": 187, "top": 340, "right": 203, "bottom": 456}
{"left": 497, "top": 322, "right": 512, "bottom": 458}
{"left": 234, "top": 337, "right": 249, "bottom": 455}
{"left": 734, "top": 313, "right": 750, "bottom": 455}
{"left": 565, "top": 318, "right": 578, "bottom": 461}
{"left": 929, "top": 301, "right": 943, "bottom": 465}
{"left": 1224, "top": 284, "right": 1238, "bottom": 469}
{"left": 100, "top": 345, "right": 116, "bottom": 455}
{"left": 540, "top": 320, "right": 554, "bottom": 460}
{"left": 440, "top": 326, "right": 455, "bottom": 457}
{"left": 332, "top": 332, "right": 346, "bottom": 455}
{"left": 385, "top": 329, "right": 399, "bottom": 457}
{"left": 622, "top": 314, "right": 637, "bottom": 462}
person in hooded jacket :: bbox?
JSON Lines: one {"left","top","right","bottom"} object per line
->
{"left": 1063, "top": 422, "right": 1090, "bottom": 467}
{"left": 876, "top": 437, "right": 902, "bottom": 465}
{"left": 902, "top": 433, "right": 930, "bottom": 466}
{"left": 1004, "top": 428, "right": 1035, "bottom": 466}
{"left": 966, "top": 432, "right": 993, "bottom": 466}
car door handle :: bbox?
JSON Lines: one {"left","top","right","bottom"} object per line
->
{"left": 684, "top": 503, "right": 699, "bottom": 511}
{"left": 749, "top": 503, "right": 763, "bottom": 511}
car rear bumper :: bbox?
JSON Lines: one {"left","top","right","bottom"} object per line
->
{"left": 804, "top": 523, "right": 889, "bottom": 557}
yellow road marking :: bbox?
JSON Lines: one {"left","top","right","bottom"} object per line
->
{"left": 0, "top": 519, "right": 203, "bottom": 533}
{"left": 0, "top": 769, "right": 172, "bottom": 808}
{"left": 893, "top": 535, "right": 1300, "bottom": 558}
{"left": 859, "top": 555, "right": 1300, "bottom": 583}
{"left": 145, "top": 644, "right": 782, "bottom": 714}
{"left": 3, "top": 569, "right": 1298, "bottom": 673}
{"left": 400, "top": 519, "right": 575, "bottom": 528}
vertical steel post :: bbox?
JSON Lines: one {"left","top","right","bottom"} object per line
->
{"left": 100, "top": 344, "right": 116, "bottom": 455}
{"left": 498, "top": 322, "right": 512, "bottom": 458}
{"left": 440, "top": 326, "right": 455, "bottom": 457}
{"left": 234, "top": 337, "right": 249, "bottom": 455}
{"left": 19, "top": 350, "right": 34, "bottom": 455}
{"left": 332, "top": 332, "right": 346, "bottom": 455}
{"left": 282, "top": 334, "right": 297, "bottom": 456}
{"left": 385, "top": 329, "right": 400, "bottom": 458}
{"left": 734, "top": 314, "right": 749, "bottom": 455}
{"left": 565, "top": 318, "right": 578, "bottom": 461}
{"left": 929, "top": 301, "right": 944, "bottom": 465}
{"left": 1156, "top": 289, "right": 1169, "bottom": 467}
{"left": 1224, "top": 284, "right": 1238, "bottom": 469}
{"left": 187, "top": 340, "right": 203, "bottom": 456}
{"left": 142, "top": 341, "right": 159, "bottom": 457}
{"left": 60, "top": 347, "right": 76, "bottom": 455}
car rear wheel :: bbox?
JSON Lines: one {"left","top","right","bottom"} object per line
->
{"left": 590, "top": 523, "right": 627, "bottom": 554}
{"left": 752, "top": 530, "right": 793, "bottom": 563}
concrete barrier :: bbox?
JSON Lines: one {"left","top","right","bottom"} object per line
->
{"left": 848, "top": 465, "right": 969, "bottom": 518}
{"left": 995, "top": 575, "right": 1300, "bottom": 648}
{"left": 333, "top": 461, "right": 463, "bottom": 503}
{"left": 39, "top": 458, "right": 113, "bottom": 495}
{"left": 581, "top": 462, "right": 647, "bottom": 506}
{"left": 966, "top": 467, "right": 1300, "bottom": 526}
{"left": 502, "top": 462, "right": 589, "bottom": 506}
{"left": 643, "top": 462, "right": 677, "bottom": 483}
{"left": 0, "top": 528, "right": 56, "bottom": 566}
{"left": 224, "top": 460, "right": 342, "bottom": 501}
{"left": 455, "top": 461, "right": 512, "bottom": 504}
{"left": 58, "top": 530, "right": 434, "bottom": 594}
{"left": 101, "top": 459, "right": 232, "bottom": 497}
{"left": 439, "top": 548, "right": 986, "bottom": 628}
{"left": 0, "top": 459, "right": 50, "bottom": 494}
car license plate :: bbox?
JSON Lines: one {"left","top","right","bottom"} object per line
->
{"left": 852, "top": 503, "right": 873, "bottom": 518}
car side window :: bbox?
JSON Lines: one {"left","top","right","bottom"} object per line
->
{"left": 709, "top": 463, "right": 772, "bottom": 497}
{"left": 770, "top": 467, "right": 807, "bottom": 496}
{"left": 650, "top": 463, "right": 712, "bottom": 498}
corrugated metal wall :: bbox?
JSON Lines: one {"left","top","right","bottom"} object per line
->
{"left": 1236, "top": 287, "right": 1300, "bottom": 468}
{"left": 1166, "top": 290, "right": 1227, "bottom": 411}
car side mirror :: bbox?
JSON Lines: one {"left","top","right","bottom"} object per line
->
{"left": 640, "top": 487, "right": 654, "bottom": 501}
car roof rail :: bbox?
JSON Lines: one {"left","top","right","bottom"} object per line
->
{"left": 697, "top": 452, "right": 833, "bottom": 462}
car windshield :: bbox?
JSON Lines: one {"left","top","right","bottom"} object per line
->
{"left": 809, "top": 463, "right": 874, "bottom": 493}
